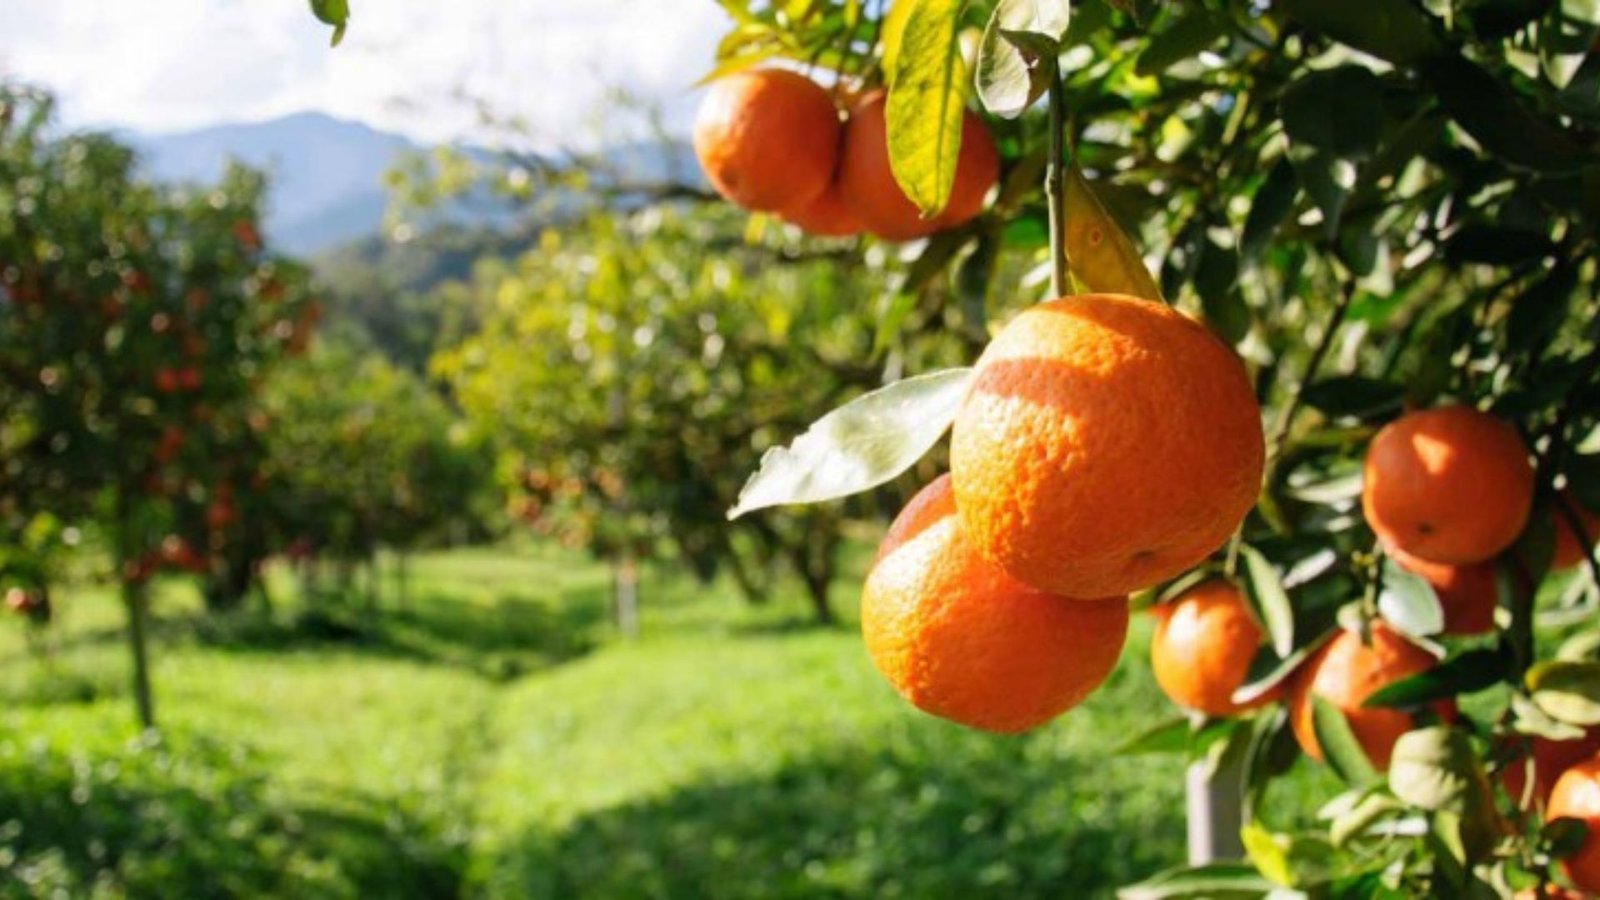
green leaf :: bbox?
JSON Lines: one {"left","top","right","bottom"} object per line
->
{"left": 1444, "top": 225, "right": 1557, "bottom": 266}
{"left": 1330, "top": 790, "right": 1404, "bottom": 846}
{"left": 1363, "top": 647, "right": 1507, "bottom": 709}
{"left": 1117, "top": 862, "right": 1277, "bottom": 900}
{"left": 1062, "top": 165, "right": 1165, "bottom": 301}
{"left": 1377, "top": 558, "right": 1445, "bottom": 638}
{"left": 1528, "top": 660, "right": 1600, "bottom": 726}
{"left": 1240, "top": 822, "right": 1294, "bottom": 887}
{"left": 1135, "top": 9, "right": 1228, "bottom": 76}
{"left": 1194, "top": 239, "right": 1248, "bottom": 343}
{"left": 1507, "top": 262, "right": 1579, "bottom": 354}
{"left": 1280, "top": 66, "right": 1387, "bottom": 160}
{"left": 975, "top": 0, "right": 1055, "bottom": 119}
{"left": 1511, "top": 691, "right": 1588, "bottom": 741}
{"left": 1276, "top": 0, "right": 1444, "bottom": 64}
{"left": 1312, "top": 695, "right": 1380, "bottom": 785}
{"left": 1241, "top": 159, "right": 1299, "bottom": 262}
{"left": 1290, "top": 148, "right": 1355, "bottom": 237}
{"left": 1116, "top": 714, "right": 1193, "bottom": 755}
{"left": 726, "top": 368, "right": 973, "bottom": 518}
{"left": 1300, "top": 376, "right": 1405, "bottom": 420}
{"left": 1233, "top": 631, "right": 1335, "bottom": 708}
{"left": 1240, "top": 545, "right": 1295, "bottom": 657}
{"left": 308, "top": 0, "right": 350, "bottom": 46}
{"left": 1544, "top": 817, "right": 1592, "bottom": 859}
{"left": 887, "top": 0, "right": 968, "bottom": 216}
{"left": 1421, "top": 53, "right": 1589, "bottom": 173}
{"left": 1388, "top": 726, "right": 1489, "bottom": 812}
{"left": 1243, "top": 706, "right": 1299, "bottom": 820}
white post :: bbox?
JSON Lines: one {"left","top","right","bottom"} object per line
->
{"left": 1186, "top": 756, "right": 1245, "bottom": 863}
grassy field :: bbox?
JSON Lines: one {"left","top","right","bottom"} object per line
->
{"left": 0, "top": 541, "right": 1258, "bottom": 898}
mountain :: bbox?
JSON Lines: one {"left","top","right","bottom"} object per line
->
{"left": 128, "top": 111, "right": 704, "bottom": 257}
{"left": 129, "top": 112, "right": 416, "bottom": 255}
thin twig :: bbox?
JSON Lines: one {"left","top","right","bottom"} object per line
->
{"left": 1045, "top": 64, "right": 1069, "bottom": 299}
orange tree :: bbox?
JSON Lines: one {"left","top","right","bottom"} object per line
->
{"left": 693, "top": 0, "right": 1600, "bottom": 895}
{"left": 0, "top": 84, "right": 316, "bottom": 727}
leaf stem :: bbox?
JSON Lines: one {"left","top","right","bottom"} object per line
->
{"left": 1045, "top": 62, "right": 1068, "bottom": 299}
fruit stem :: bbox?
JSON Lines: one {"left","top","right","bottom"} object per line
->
{"left": 1045, "top": 63, "right": 1069, "bottom": 299}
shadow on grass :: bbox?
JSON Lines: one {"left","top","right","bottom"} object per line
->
{"left": 188, "top": 589, "right": 605, "bottom": 682}
{"left": 476, "top": 743, "right": 1181, "bottom": 899}
{"left": 0, "top": 734, "right": 464, "bottom": 899}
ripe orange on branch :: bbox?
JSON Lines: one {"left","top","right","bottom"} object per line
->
{"left": 835, "top": 93, "right": 999, "bottom": 242}
{"left": 1548, "top": 755, "right": 1600, "bottom": 892}
{"left": 1151, "top": 579, "right": 1275, "bottom": 717}
{"left": 1287, "top": 622, "right": 1452, "bottom": 771}
{"left": 693, "top": 68, "right": 841, "bottom": 214}
{"left": 949, "top": 294, "right": 1264, "bottom": 599}
{"left": 1553, "top": 489, "right": 1599, "bottom": 571}
{"left": 861, "top": 475, "right": 1129, "bottom": 734}
{"left": 1362, "top": 406, "right": 1534, "bottom": 565}
{"left": 1502, "top": 727, "right": 1600, "bottom": 807}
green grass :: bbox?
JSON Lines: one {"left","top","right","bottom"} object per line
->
{"left": 0, "top": 541, "right": 1254, "bottom": 898}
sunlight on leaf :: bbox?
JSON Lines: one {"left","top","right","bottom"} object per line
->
{"left": 727, "top": 368, "right": 973, "bottom": 519}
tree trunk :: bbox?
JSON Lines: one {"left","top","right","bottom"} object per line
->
{"left": 799, "top": 566, "right": 835, "bottom": 626}
{"left": 1186, "top": 754, "right": 1245, "bottom": 863}
{"left": 123, "top": 577, "right": 157, "bottom": 729}
{"left": 395, "top": 551, "right": 410, "bottom": 610}
{"left": 613, "top": 552, "right": 640, "bottom": 640}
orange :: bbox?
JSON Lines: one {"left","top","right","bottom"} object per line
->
{"left": 782, "top": 180, "right": 862, "bottom": 238}
{"left": 1362, "top": 406, "right": 1534, "bottom": 565}
{"left": 835, "top": 92, "right": 999, "bottom": 242}
{"left": 949, "top": 294, "right": 1264, "bottom": 599}
{"left": 1386, "top": 544, "right": 1498, "bottom": 636}
{"left": 1287, "top": 622, "right": 1453, "bottom": 770}
{"left": 1503, "top": 728, "right": 1600, "bottom": 807}
{"left": 861, "top": 474, "right": 1129, "bottom": 734}
{"left": 1549, "top": 755, "right": 1600, "bottom": 892}
{"left": 1151, "top": 579, "right": 1276, "bottom": 717}
{"left": 693, "top": 69, "right": 841, "bottom": 213}
{"left": 1553, "top": 490, "right": 1599, "bottom": 571}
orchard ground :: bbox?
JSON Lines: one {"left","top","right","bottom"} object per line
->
{"left": 0, "top": 540, "right": 1343, "bottom": 898}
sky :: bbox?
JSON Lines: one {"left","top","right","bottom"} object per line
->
{"left": 0, "top": 0, "right": 728, "bottom": 146}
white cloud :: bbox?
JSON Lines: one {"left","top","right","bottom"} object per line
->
{"left": 0, "top": 0, "right": 726, "bottom": 146}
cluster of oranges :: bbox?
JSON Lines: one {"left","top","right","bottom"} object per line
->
{"left": 692, "top": 68, "right": 999, "bottom": 241}
{"left": 862, "top": 293, "right": 1265, "bottom": 733}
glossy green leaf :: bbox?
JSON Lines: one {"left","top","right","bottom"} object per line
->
{"left": 1290, "top": 148, "right": 1355, "bottom": 237}
{"left": 1241, "top": 159, "right": 1299, "bottom": 261}
{"left": 1115, "top": 714, "right": 1193, "bottom": 756}
{"left": 1276, "top": 0, "right": 1444, "bottom": 64}
{"left": 1280, "top": 66, "right": 1386, "bottom": 160}
{"left": 1421, "top": 53, "right": 1589, "bottom": 173}
{"left": 1330, "top": 790, "right": 1403, "bottom": 846}
{"left": 1240, "top": 545, "right": 1295, "bottom": 657}
{"left": 1239, "top": 822, "right": 1294, "bottom": 887}
{"left": 308, "top": 0, "right": 350, "bottom": 46}
{"left": 886, "top": 0, "right": 968, "bottom": 216}
{"left": 1377, "top": 558, "right": 1445, "bottom": 638}
{"left": 1116, "top": 862, "right": 1277, "bottom": 900}
{"left": 1300, "top": 376, "right": 1405, "bottom": 420}
{"left": 1135, "top": 9, "right": 1228, "bottom": 76}
{"left": 975, "top": 0, "right": 1057, "bottom": 119}
{"left": 1363, "top": 647, "right": 1506, "bottom": 709}
{"left": 1312, "top": 695, "right": 1379, "bottom": 785}
{"left": 1528, "top": 660, "right": 1600, "bottom": 726}
{"left": 727, "top": 368, "right": 973, "bottom": 518}
{"left": 1444, "top": 225, "right": 1557, "bottom": 266}
{"left": 1508, "top": 262, "right": 1580, "bottom": 354}
{"left": 1233, "top": 631, "right": 1336, "bottom": 707}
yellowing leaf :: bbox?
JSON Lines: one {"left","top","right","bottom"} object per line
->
{"left": 1063, "top": 165, "right": 1164, "bottom": 301}
{"left": 886, "top": 0, "right": 968, "bottom": 217}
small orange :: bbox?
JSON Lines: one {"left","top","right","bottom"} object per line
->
{"left": 1548, "top": 755, "right": 1600, "bottom": 892}
{"left": 1503, "top": 728, "right": 1600, "bottom": 807}
{"left": 781, "top": 180, "right": 862, "bottom": 238}
{"left": 1150, "top": 579, "right": 1277, "bottom": 717}
{"left": 835, "top": 92, "right": 999, "bottom": 242}
{"left": 693, "top": 69, "right": 841, "bottom": 213}
{"left": 1287, "top": 622, "right": 1452, "bottom": 770}
{"left": 1386, "top": 544, "right": 1498, "bottom": 636}
{"left": 949, "top": 294, "right": 1264, "bottom": 599}
{"left": 1553, "top": 490, "right": 1599, "bottom": 571}
{"left": 861, "top": 475, "right": 1129, "bottom": 734}
{"left": 1362, "top": 406, "right": 1534, "bottom": 565}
